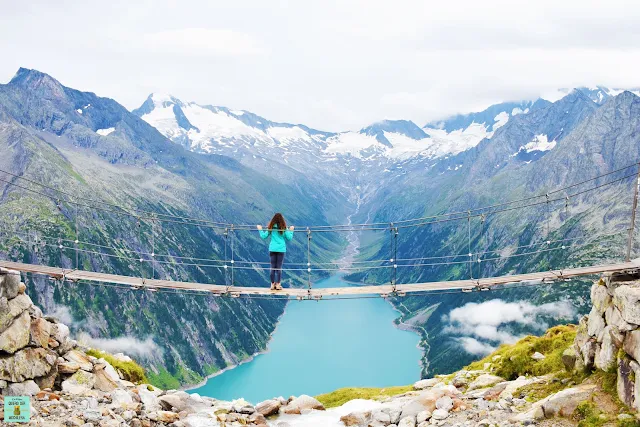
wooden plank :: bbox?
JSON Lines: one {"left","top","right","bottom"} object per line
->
{"left": 0, "top": 259, "right": 638, "bottom": 298}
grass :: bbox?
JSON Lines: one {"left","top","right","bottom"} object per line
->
{"left": 574, "top": 401, "right": 608, "bottom": 427}
{"left": 86, "top": 348, "right": 148, "bottom": 385}
{"left": 466, "top": 325, "right": 577, "bottom": 380}
{"left": 315, "top": 386, "right": 414, "bottom": 409}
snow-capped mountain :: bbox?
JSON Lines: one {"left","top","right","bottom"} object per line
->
{"left": 543, "top": 86, "right": 640, "bottom": 105}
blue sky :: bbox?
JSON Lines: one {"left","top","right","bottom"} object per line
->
{"left": 2, "top": 0, "right": 639, "bottom": 131}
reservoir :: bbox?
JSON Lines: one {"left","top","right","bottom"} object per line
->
{"left": 189, "top": 274, "right": 422, "bottom": 403}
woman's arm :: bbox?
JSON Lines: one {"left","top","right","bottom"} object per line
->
{"left": 257, "top": 225, "right": 269, "bottom": 240}
{"left": 284, "top": 226, "right": 294, "bottom": 241}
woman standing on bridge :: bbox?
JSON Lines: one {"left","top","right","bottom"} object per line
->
{"left": 258, "top": 213, "right": 294, "bottom": 290}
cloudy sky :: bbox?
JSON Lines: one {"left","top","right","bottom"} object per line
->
{"left": 2, "top": 0, "right": 639, "bottom": 131}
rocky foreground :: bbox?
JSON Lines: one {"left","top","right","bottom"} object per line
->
{"left": 3, "top": 267, "right": 640, "bottom": 426}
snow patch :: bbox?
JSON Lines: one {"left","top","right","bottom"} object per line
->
{"left": 521, "top": 134, "right": 557, "bottom": 153}
{"left": 493, "top": 112, "right": 509, "bottom": 130}
{"left": 76, "top": 109, "right": 82, "bottom": 114}
{"left": 96, "top": 128, "right": 115, "bottom": 136}
{"left": 230, "top": 110, "right": 245, "bottom": 116}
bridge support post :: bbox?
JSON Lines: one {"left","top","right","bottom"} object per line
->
{"left": 626, "top": 164, "right": 640, "bottom": 262}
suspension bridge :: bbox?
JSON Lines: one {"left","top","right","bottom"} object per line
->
{"left": 0, "top": 162, "right": 640, "bottom": 300}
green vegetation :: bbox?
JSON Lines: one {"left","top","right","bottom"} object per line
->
{"left": 315, "top": 385, "right": 414, "bottom": 409}
{"left": 574, "top": 401, "right": 607, "bottom": 427}
{"left": 86, "top": 349, "right": 148, "bottom": 384}
{"left": 466, "top": 325, "right": 577, "bottom": 380}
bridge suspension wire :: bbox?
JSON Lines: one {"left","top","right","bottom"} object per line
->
{"left": 0, "top": 162, "right": 638, "bottom": 233}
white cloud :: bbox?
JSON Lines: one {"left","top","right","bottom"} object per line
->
{"left": 1, "top": 1, "right": 640, "bottom": 130}
{"left": 45, "top": 304, "right": 74, "bottom": 326}
{"left": 444, "top": 299, "right": 575, "bottom": 356}
{"left": 457, "top": 337, "right": 496, "bottom": 356}
{"left": 80, "top": 334, "right": 161, "bottom": 359}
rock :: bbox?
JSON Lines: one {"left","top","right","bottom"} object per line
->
{"left": 29, "top": 317, "right": 51, "bottom": 348}
{"left": 580, "top": 340, "right": 598, "bottom": 369}
{"left": 431, "top": 408, "right": 449, "bottom": 420}
{"left": 371, "top": 408, "right": 391, "bottom": 424}
{"left": 595, "top": 326, "right": 618, "bottom": 371}
{"left": 0, "top": 294, "right": 32, "bottom": 334}
{"left": 36, "top": 390, "right": 60, "bottom": 401}
{"left": 414, "top": 378, "right": 441, "bottom": 390}
{"left": 609, "top": 325, "right": 625, "bottom": 348}
{"left": 452, "top": 375, "right": 468, "bottom": 388}
{"left": 398, "top": 416, "right": 416, "bottom": 427}
{"left": 468, "top": 374, "right": 504, "bottom": 391}
{"left": 614, "top": 285, "right": 640, "bottom": 325}
{"left": 82, "top": 408, "right": 101, "bottom": 421}
{"left": 587, "top": 306, "right": 606, "bottom": 339}
{"left": 58, "top": 361, "right": 81, "bottom": 374}
{"left": 50, "top": 323, "right": 70, "bottom": 345}
{"left": 137, "top": 385, "right": 162, "bottom": 411}
{"left": 542, "top": 384, "right": 597, "bottom": 417}
{"left": 0, "top": 311, "right": 30, "bottom": 353}
{"left": 435, "top": 395, "right": 453, "bottom": 411}
{"left": 147, "top": 410, "right": 180, "bottom": 423}
{"left": 618, "top": 356, "right": 635, "bottom": 408}
{"left": 562, "top": 347, "right": 577, "bottom": 371}
{"left": 97, "top": 359, "right": 120, "bottom": 382}
{"left": 531, "top": 351, "right": 546, "bottom": 361}
{"left": 340, "top": 412, "right": 368, "bottom": 426}
{"left": 0, "top": 347, "right": 57, "bottom": 382}
{"left": 182, "top": 414, "right": 219, "bottom": 427}
{"left": 282, "top": 395, "right": 325, "bottom": 414}
{"left": 35, "top": 364, "right": 58, "bottom": 390}
{"left": 624, "top": 330, "right": 640, "bottom": 362}
{"left": 63, "top": 350, "right": 93, "bottom": 372}
{"left": 483, "top": 382, "right": 509, "bottom": 401}
{"left": 592, "top": 282, "right": 612, "bottom": 313}
{"left": 93, "top": 365, "right": 119, "bottom": 392}
{"left": 416, "top": 410, "right": 431, "bottom": 423}
{"left": 62, "top": 370, "right": 96, "bottom": 395}
{"left": 255, "top": 398, "right": 281, "bottom": 416}
{"left": 606, "top": 305, "right": 635, "bottom": 332}
{"left": 0, "top": 271, "right": 21, "bottom": 299}
{"left": 4, "top": 380, "right": 40, "bottom": 396}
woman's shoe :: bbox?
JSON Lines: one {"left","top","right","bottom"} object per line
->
{"left": 275, "top": 283, "right": 283, "bottom": 290}
{"left": 270, "top": 283, "right": 276, "bottom": 290}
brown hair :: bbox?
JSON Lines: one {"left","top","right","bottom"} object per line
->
{"left": 268, "top": 213, "right": 287, "bottom": 235}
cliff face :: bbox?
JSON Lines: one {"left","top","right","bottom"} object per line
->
{"left": 569, "top": 270, "right": 640, "bottom": 410}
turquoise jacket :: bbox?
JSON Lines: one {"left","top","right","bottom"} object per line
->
{"left": 259, "top": 225, "right": 293, "bottom": 253}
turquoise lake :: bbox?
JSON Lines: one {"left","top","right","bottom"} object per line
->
{"left": 188, "top": 274, "right": 422, "bottom": 404}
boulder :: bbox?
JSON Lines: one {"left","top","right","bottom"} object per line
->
{"left": 255, "top": 398, "right": 281, "bottom": 416}
{"left": 468, "top": 374, "right": 504, "bottom": 391}
{"left": 435, "top": 396, "right": 453, "bottom": 411}
{"left": 97, "top": 359, "right": 120, "bottom": 382}
{"left": 618, "top": 357, "right": 635, "bottom": 408}
{"left": 595, "top": 326, "right": 619, "bottom": 372}
{"left": 50, "top": 323, "right": 69, "bottom": 346}
{"left": 414, "top": 378, "right": 441, "bottom": 390}
{"left": 624, "top": 330, "right": 640, "bottom": 362}
{"left": 541, "top": 384, "right": 597, "bottom": 417}
{"left": 0, "top": 294, "right": 32, "bottom": 334}
{"left": 282, "top": 395, "right": 325, "bottom": 414}
{"left": 61, "top": 370, "right": 96, "bottom": 395}
{"left": 416, "top": 410, "right": 431, "bottom": 423}
{"left": 159, "top": 393, "right": 187, "bottom": 412}
{"left": 63, "top": 350, "right": 93, "bottom": 372}
{"left": 110, "top": 389, "right": 135, "bottom": 409}
{"left": 58, "top": 361, "right": 81, "bottom": 374}
{"left": 562, "top": 347, "right": 577, "bottom": 371}
{"left": 580, "top": 340, "right": 598, "bottom": 369}
{"left": 587, "top": 306, "right": 606, "bottom": 340}
{"left": 532, "top": 352, "right": 546, "bottom": 361}
{"left": 93, "top": 365, "right": 119, "bottom": 392}
{"left": 137, "top": 385, "right": 162, "bottom": 411}
{"left": 591, "top": 282, "right": 612, "bottom": 314}
{"left": 0, "top": 311, "right": 30, "bottom": 353}
{"left": 0, "top": 347, "right": 57, "bottom": 382}
{"left": 3, "top": 379, "right": 40, "bottom": 396}
{"left": 431, "top": 408, "right": 449, "bottom": 420}
{"left": 606, "top": 305, "right": 635, "bottom": 332}
{"left": 0, "top": 271, "right": 21, "bottom": 300}
{"left": 614, "top": 285, "right": 640, "bottom": 325}
{"left": 147, "top": 411, "right": 180, "bottom": 423}
{"left": 29, "top": 317, "right": 51, "bottom": 348}
{"left": 398, "top": 416, "right": 416, "bottom": 427}
{"left": 35, "top": 364, "right": 58, "bottom": 390}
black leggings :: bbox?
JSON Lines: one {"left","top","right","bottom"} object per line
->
{"left": 270, "top": 252, "right": 285, "bottom": 283}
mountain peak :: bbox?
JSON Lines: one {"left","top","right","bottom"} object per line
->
{"left": 361, "top": 119, "right": 428, "bottom": 144}
{"left": 9, "top": 68, "right": 65, "bottom": 98}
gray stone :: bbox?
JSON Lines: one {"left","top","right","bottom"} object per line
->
{"left": 614, "top": 285, "right": 640, "bottom": 325}
{"left": 580, "top": 340, "right": 598, "bottom": 369}
{"left": 618, "top": 357, "right": 635, "bottom": 408}
{"left": 468, "top": 374, "right": 504, "bottom": 391}
{"left": 541, "top": 384, "right": 597, "bottom": 417}
{"left": 587, "top": 306, "right": 606, "bottom": 340}
{"left": 0, "top": 294, "right": 32, "bottom": 334}
{"left": 0, "top": 311, "right": 30, "bottom": 353}
{"left": 531, "top": 352, "right": 545, "bottom": 361}
{"left": 29, "top": 317, "right": 51, "bottom": 348}
{"left": 0, "top": 347, "right": 57, "bottom": 382}
{"left": 414, "top": 378, "right": 441, "bottom": 390}
{"left": 435, "top": 396, "right": 453, "bottom": 411}
{"left": 624, "top": 330, "right": 640, "bottom": 363}
{"left": 282, "top": 395, "right": 325, "bottom": 414}
{"left": 137, "top": 385, "right": 162, "bottom": 411}
{"left": 398, "top": 416, "right": 416, "bottom": 427}
{"left": 50, "top": 323, "right": 70, "bottom": 345}
{"left": 255, "top": 398, "right": 281, "bottom": 416}
{"left": 609, "top": 325, "right": 626, "bottom": 348}
{"left": 606, "top": 305, "right": 635, "bottom": 332}
{"left": 0, "top": 272, "right": 21, "bottom": 300}
{"left": 62, "top": 370, "right": 96, "bottom": 395}
{"left": 63, "top": 350, "right": 93, "bottom": 372}
{"left": 416, "top": 410, "right": 431, "bottom": 423}
{"left": 3, "top": 379, "right": 40, "bottom": 396}
{"left": 591, "top": 282, "right": 612, "bottom": 314}
{"left": 595, "top": 326, "right": 618, "bottom": 372}
{"left": 431, "top": 408, "right": 449, "bottom": 420}
{"left": 562, "top": 347, "right": 577, "bottom": 371}
{"left": 631, "top": 360, "right": 640, "bottom": 412}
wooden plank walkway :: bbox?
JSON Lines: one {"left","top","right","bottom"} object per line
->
{"left": 1, "top": 259, "right": 639, "bottom": 298}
